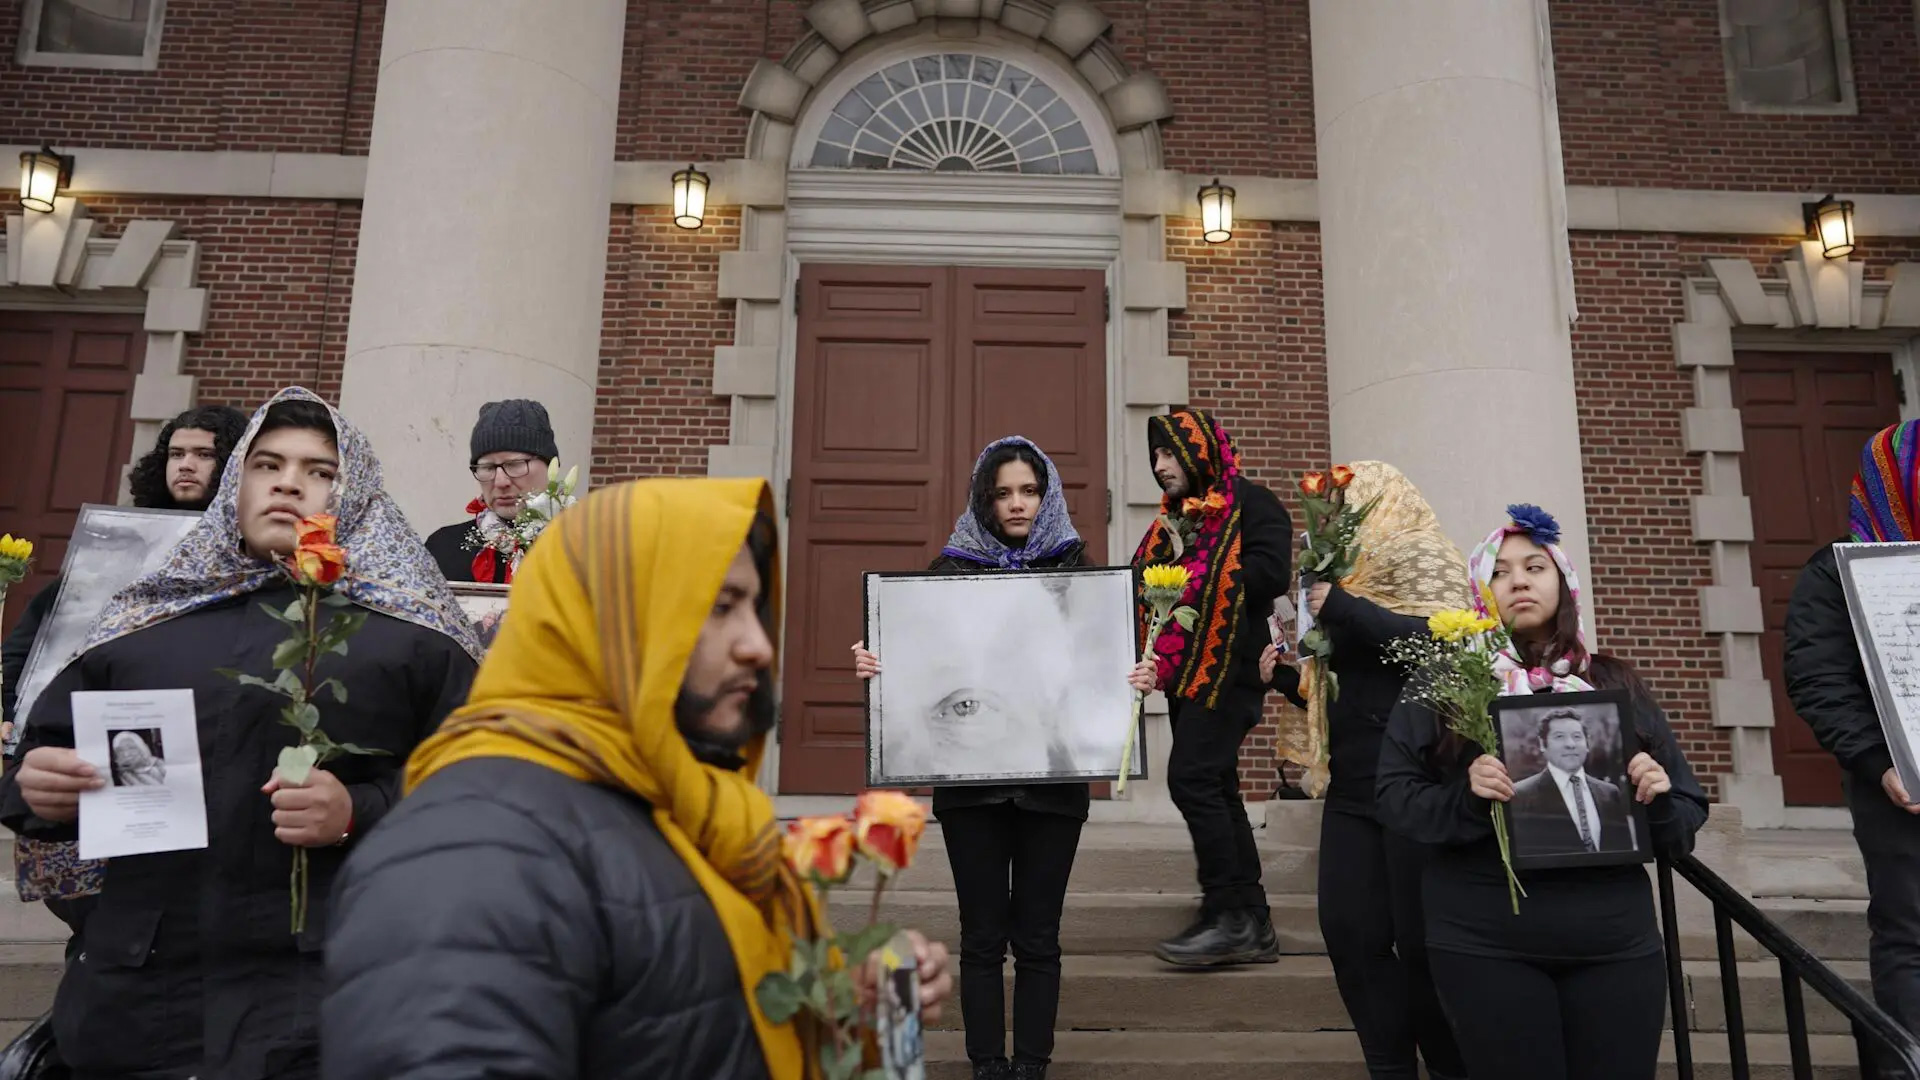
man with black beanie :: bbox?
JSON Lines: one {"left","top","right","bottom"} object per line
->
{"left": 424, "top": 399, "right": 562, "bottom": 584}
{"left": 1130, "top": 409, "right": 1293, "bottom": 967}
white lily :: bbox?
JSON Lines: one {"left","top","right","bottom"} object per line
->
{"left": 563, "top": 463, "right": 579, "bottom": 496}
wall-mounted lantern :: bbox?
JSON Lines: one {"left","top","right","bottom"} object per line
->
{"left": 1198, "top": 177, "right": 1235, "bottom": 244}
{"left": 672, "top": 164, "right": 710, "bottom": 230}
{"left": 1803, "top": 193, "right": 1855, "bottom": 259}
{"left": 18, "top": 145, "right": 74, "bottom": 213}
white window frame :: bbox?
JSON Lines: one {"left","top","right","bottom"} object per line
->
{"left": 16, "top": 0, "right": 167, "bottom": 72}
{"left": 1720, "top": 0, "right": 1858, "bottom": 116}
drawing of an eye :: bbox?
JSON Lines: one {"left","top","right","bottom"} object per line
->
{"left": 926, "top": 689, "right": 1010, "bottom": 748}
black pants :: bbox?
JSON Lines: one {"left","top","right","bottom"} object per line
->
{"left": 1428, "top": 950, "right": 1667, "bottom": 1080}
{"left": 940, "top": 802, "right": 1084, "bottom": 1066}
{"left": 1318, "top": 808, "right": 1464, "bottom": 1080}
{"left": 1168, "top": 689, "right": 1265, "bottom": 914}
{"left": 1849, "top": 774, "right": 1920, "bottom": 1069}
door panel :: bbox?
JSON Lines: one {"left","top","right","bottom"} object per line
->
{"left": 780, "top": 264, "right": 1108, "bottom": 793}
{"left": 0, "top": 312, "right": 146, "bottom": 639}
{"left": 1734, "top": 351, "right": 1899, "bottom": 807}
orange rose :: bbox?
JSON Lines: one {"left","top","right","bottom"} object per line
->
{"left": 783, "top": 815, "right": 855, "bottom": 884}
{"left": 853, "top": 790, "right": 927, "bottom": 875}
{"left": 296, "top": 514, "right": 338, "bottom": 548}
{"left": 1300, "top": 472, "right": 1328, "bottom": 498}
{"left": 1329, "top": 465, "right": 1355, "bottom": 489}
{"left": 291, "top": 542, "right": 347, "bottom": 587}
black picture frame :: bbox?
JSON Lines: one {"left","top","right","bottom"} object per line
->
{"left": 1492, "top": 688, "right": 1654, "bottom": 871}
{"left": 861, "top": 563, "right": 1144, "bottom": 788}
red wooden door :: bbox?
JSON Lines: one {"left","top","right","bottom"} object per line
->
{"left": 0, "top": 312, "right": 147, "bottom": 639}
{"left": 1735, "top": 351, "right": 1899, "bottom": 807}
{"left": 780, "top": 264, "right": 1108, "bottom": 794}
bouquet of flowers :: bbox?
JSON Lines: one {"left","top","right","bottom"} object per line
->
{"left": 216, "top": 514, "right": 385, "bottom": 933}
{"left": 758, "top": 791, "right": 929, "bottom": 1080}
{"left": 1386, "top": 590, "right": 1527, "bottom": 913}
{"left": 1296, "top": 466, "right": 1377, "bottom": 704}
{"left": 465, "top": 457, "right": 581, "bottom": 570}
{"left": 1118, "top": 564, "right": 1196, "bottom": 794}
{"left": 0, "top": 534, "right": 31, "bottom": 593}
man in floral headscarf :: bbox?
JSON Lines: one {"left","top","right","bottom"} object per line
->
{"left": 1131, "top": 409, "right": 1293, "bottom": 967}
{"left": 0, "top": 388, "right": 480, "bottom": 1080}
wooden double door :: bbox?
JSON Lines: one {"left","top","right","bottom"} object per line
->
{"left": 0, "top": 311, "right": 147, "bottom": 638}
{"left": 778, "top": 264, "right": 1109, "bottom": 794}
{"left": 1736, "top": 351, "right": 1900, "bottom": 807}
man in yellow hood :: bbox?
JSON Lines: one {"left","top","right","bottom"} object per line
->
{"left": 321, "top": 478, "right": 951, "bottom": 1079}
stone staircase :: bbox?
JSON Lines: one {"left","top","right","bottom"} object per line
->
{"left": 0, "top": 814, "right": 1881, "bottom": 1076}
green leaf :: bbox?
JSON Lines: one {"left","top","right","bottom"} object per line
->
{"left": 318, "top": 678, "right": 347, "bottom": 704}
{"left": 839, "top": 922, "right": 899, "bottom": 969}
{"left": 829, "top": 1042, "right": 863, "bottom": 1080}
{"left": 754, "top": 971, "right": 805, "bottom": 1025}
{"left": 258, "top": 602, "right": 300, "bottom": 628}
{"left": 1170, "top": 606, "right": 1198, "bottom": 633}
{"left": 333, "top": 741, "right": 391, "bottom": 758}
{"left": 319, "top": 591, "right": 352, "bottom": 608}
{"left": 292, "top": 702, "right": 320, "bottom": 735}
{"left": 277, "top": 744, "right": 318, "bottom": 786}
{"left": 271, "top": 636, "right": 308, "bottom": 671}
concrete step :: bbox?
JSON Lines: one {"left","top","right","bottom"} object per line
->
{"left": 1759, "top": 898, "right": 1869, "bottom": 961}
{"left": 848, "top": 823, "right": 1319, "bottom": 896}
{"left": 1687, "top": 959, "right": 1871, "bottom": 1036}
{"left": 1747, "top": 829, "right": 1865, "bottom": 902}
{"left": 922, "top": 1030, "right": 1866, "bottom": 1079}
{"left": 830, "top": 891, "right": 1325, "bottom": 958}
{"left": 0, "top": 942, "right": 63, "bottom": 1022}
{"left": 927, "top": 955, "right": 1352, "bottom": 1034}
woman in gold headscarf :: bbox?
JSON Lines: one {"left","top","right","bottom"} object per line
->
{"left": 320, "top": 478, "right": 950, "bottom": 1080}
{"left": 1266, "top": 462, "right": 1469, "bottom": 1080}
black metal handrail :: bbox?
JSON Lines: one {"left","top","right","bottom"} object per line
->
{"left": 1659, "top": 853, "right": 1920, "bottom": 1079}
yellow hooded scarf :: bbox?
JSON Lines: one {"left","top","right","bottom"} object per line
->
{"left": 1281, "top": 462, "right": 1469, "bottom": 795}
{"left": 405, "top": 477, "right": 819, "bottom": 1080}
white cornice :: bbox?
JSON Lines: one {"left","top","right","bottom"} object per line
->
{"left": 7, "top": 145, "right": 1918, "bottom": 236}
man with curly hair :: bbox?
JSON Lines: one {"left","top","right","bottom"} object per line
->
{"left": 3, "top": 405, "right": 248, "bottom": 741}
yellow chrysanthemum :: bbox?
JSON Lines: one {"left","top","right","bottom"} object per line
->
{"left": 1427, "top": 608, "right": 1489, "bottom": 643}
{"left": 1142, "top": 564, "right": 1191, "bottom": 592}
{"left": 0, "top": 534, "right": 31, "bottom": 562}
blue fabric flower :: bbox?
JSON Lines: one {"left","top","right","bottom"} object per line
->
{"left": 1506, "top": 503, "right": 1562, "bottom": 546}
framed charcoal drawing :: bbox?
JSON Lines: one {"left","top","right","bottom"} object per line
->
{"left": 1833, "top": 542, "right": 1920, "bottom": 797}
{"left": 1492, "top": 688, "right": 1652, "bottom": 871}
{"left": 10, "top": 505, "right": 202, "bottom": 751}
{"left": 448, "top": 581, "right": 512, "bottom": 655}
{"left": 862, "top": 565, "right": 1142, "bottom": 788}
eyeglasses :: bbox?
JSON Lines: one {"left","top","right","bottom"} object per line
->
{"left": 472, "top": 457, "right": 538, "bottom": 482}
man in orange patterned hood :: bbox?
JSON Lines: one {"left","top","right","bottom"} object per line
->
{"left": 1131, "top": 409, "right": 1293, "bottom": 967}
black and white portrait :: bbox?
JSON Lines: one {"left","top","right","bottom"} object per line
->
{"left": 11, "top": 505, "right": 202, "bottom": 750}
{"left": 449, "top": 583, "right": 512, "bottom": 654}
{"left": 107, "top": 727, "right": 166, "bottom": 787}
{"left": 863, "top": 566, "right": 1138, "bottom": 786}
{"left": 1495, "top": 689, "right": 1651, "bottom": 869}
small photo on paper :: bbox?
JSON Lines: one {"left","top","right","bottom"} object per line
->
{"left": 449, "top": 582, "right": 512, "bottom": 654}
{"left": 1493, "top": 689, "right": 1652, "bottom": 871}
{"left": 108, "top": 728, "right": 167, "bottom": 787}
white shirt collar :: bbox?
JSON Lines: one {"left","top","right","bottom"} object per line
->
{"left": 1546, "top": 762, "right": 1588, "bottom": 787}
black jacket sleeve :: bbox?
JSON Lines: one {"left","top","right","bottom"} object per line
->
{"left": 0, "top": 655, "right": 86, "bottom": 842}
{"left": 1, "top": 577, "right": 60, "bottom": 731}
{"left": 1375, "top": 698, "right": 1494, "bottom": 847}
{"left": 1783, "top": 543, "right": 1894, "bottom": 784}
{"left": 1234, "top": 480, "right": 1294, "bottom": 609}
{"left": 1636, "top": 696, "right": 1710, "bottom": 858}
{"left": 322, "top": 793, "right": 601, "bottom": 1078}
{"left": 1269, "top": 662, "right": 1307, "bottom": 709}
{"left": 345, "top": 631, "right": 477, "bottom": 838}
{"left": 1314, "top": 583, "right": 1428, "bottom": 659}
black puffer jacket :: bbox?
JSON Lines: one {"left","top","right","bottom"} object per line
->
{"left": 322, "top": 757, "right": 770, "bottom": 1080}
{"left": 1295, "top": 583, "right": 1429, "bottom": 815}
{"left": 1784, "top": 541, "right": 1894, "bottom": 786}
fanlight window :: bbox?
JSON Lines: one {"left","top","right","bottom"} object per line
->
{"left": 809, "top": 53, "right": 1099, "bottom": 175}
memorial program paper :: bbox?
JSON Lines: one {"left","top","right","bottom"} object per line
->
{"left": 73, "top": 689, "right": 208, "bottom": 860}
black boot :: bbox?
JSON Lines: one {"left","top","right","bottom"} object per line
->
{"left": 1154, "top": 908, "right": 1280, "bottom": 967}
{"left": 1010, "top": 1063, "right": 1049, "bottom": 1080}
{"left": 971, "top": 1059, "right": 1012, "bottom": 1080}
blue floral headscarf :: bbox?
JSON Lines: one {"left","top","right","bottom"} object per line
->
{"left": 939, "top": 436, "right": 1081, "bottom": 569}
{"left": 85, "top": 387, "right": 484, "bottom": 660}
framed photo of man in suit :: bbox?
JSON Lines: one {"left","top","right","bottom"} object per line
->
{"left": 1492, "top": 689, "right": 1652, "bottom": 870}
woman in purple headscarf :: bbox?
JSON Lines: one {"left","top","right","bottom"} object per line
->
{"left": 851, "top": 437, "right": 1152, "bottom": 1080}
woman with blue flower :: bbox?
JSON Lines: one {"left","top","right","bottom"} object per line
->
{"left": 1375, "top": 504, "right": 1710, "bottom": 1080}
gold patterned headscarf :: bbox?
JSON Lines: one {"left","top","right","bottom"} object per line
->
{"left": 1279, "top": 462, "right": 1469, "bottom": 796}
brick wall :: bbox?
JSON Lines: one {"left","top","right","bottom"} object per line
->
{"left": 1553, "top": 0, "right": 1920, "bottom": 191}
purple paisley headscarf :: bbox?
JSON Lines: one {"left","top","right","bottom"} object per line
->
{"left": 939, "top": 436, "right": 1081, "bottom": 569}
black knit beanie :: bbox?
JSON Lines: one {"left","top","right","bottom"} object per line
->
{"left": 470, "top": 399, "right": 559, "bottom": 465}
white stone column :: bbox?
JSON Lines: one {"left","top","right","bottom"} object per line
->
{"left": 340, "top": 1, "right": 626, "bottom": 527}
{"left": 1310, "top": 0, "right": 1593, "bottom": 596}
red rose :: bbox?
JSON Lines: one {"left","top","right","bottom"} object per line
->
{"left": 1300, "top": 472, "right": 1328, "bottom": 497}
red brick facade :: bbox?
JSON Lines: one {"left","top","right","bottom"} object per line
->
{"left": 7, "top": 0, "right": 1918, "bottom": 799}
